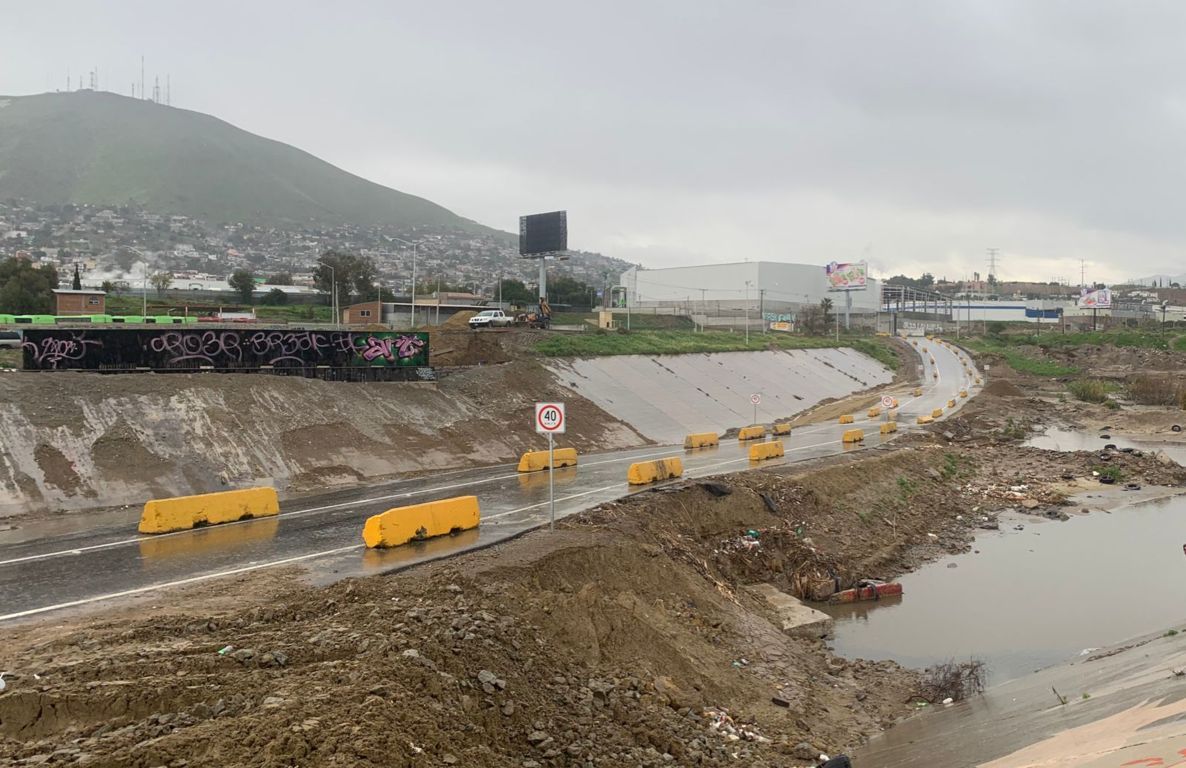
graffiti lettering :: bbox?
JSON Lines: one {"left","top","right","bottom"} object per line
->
{"left": 22, "top": 329, "right": 430, "bottom": 375}
{"left": 20, "top": 333, "right": 103, "bottom": 368}
{"left": 356, "top": 334, "right": 426, "bottom": 363}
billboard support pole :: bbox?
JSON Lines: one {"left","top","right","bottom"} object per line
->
{"left": 538, "top": 255, "right": 548, "bottom": 310}
{"left": 845, "top": 290, "right": 852, "bottom": 331}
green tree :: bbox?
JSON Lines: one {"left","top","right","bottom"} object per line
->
{"left": 100, "top": 280, "right": 117, "bottom": 294}
{"left": 0, "top": 258, "right": 59, "bottom": 313}
{"left": 497, "top": 278, "right": 535, "bottom": 304}
{"left": 228, "top": 269, "right": 256, "bottom": 303}
{"left": 262, "top": 288, "right": 289, "bottom": 305}
{"left": 313, "top": 251, "right": 376, "bottom": 308}
{"left": 820, "top": 296, "right": 834, "bottom": 326}
{"left": 72, "top": 265, "right": 82, "bottom": 290}
{"left": 149, "top": 271, "right": 174, "bottom": 296}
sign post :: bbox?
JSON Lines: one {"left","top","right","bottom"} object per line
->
{"left": 535, "top": 402, "right": 566, "bottom": 529}
{"left": 881, "top": 394, "right": 894, "bottom": 423}
{"left": 750, "top": 393, "right": 761, "bottom": 426}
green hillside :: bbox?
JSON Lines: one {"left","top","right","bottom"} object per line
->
{"left": 0, "top": 91, "right": 491, "bottom": 232}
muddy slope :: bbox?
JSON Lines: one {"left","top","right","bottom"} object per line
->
{"left": 0, "top": 360, "right": 646, "bottom": 517}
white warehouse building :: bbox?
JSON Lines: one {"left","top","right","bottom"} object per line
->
{"left": 618, "top": 262, "right": 882, "bottom": 316}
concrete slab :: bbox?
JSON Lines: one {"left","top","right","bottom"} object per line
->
{"left": 747, "top": 582, "right": 834, "bottom": 639}
{"left": 547, "top": 348, "right": 893, "bottom": 444}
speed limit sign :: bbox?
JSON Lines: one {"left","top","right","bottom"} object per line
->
{"left": 535, "top": 402, "right": 566, "bottom": 434}
{"left": 750, "top": 393, "right": 761, "bottom": 406}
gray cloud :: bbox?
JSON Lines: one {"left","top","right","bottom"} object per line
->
{"left": 4, "top": 0, "right": 1186, "bottom": 282}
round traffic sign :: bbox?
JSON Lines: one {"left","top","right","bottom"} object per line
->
{"left": 536, "top": 404, "right": 565, "bottom": 432}
{"left": 881, "top": 395, "right": 894, "bottom": 408}
{"left": 750, "top": 393, "right": 762, "bottom": 406}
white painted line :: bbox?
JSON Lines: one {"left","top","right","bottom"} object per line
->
{"left": 0, "top": 544, "right": 362, "bottom": 622}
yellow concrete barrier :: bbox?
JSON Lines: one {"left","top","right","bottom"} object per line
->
{"left": 363, "top": 495, "right": 480, "bottom": 548}
{"left": 912, "top": 387, "right": 923, "bottom": 397}
{"left": 888, "top": 408, "right": 898, "bottom": 420}
{"left": 867, "top": 406, "right": 881, "bottom": 418}
{"left": 842, "top": 428, "right": 865, "bottom": 444}
{"left": 892, "top": 397, "right": 900, "bottom": 408}
{"left": 738, "top": 425, "right": 766, "bottom": 441}
{"left": 932, "top": 407, "right": 944, "bottom": 418}
{"left": 947, "top": 398, "right": 957, "bottom": 408}
{"left": 749, "top": 440, "right": 785, "bottom": 461}
{"left": 139, "top": 486, "right": 279, "bottom": 535}
{"left": 684, "top": 432, "right": 720, "bottom": 449}
{"left": 960, "top": 389, "right": 968, "bottom": 398}
{"left": 517, "top": 447, "right": 579, "bottom": 472}
{"left": 880, "top": 422, "right": 898, "bottom": 434}
{"left": 772, "top": 422, "right": 792, "bottom": 436}
{"left": 975, "top": 377, "right": 982, "bottom": 385}
{"left": 838, "top": 414, "right": 855, "bottom": 424}
{"left": 917, "top": 415, "right": 934, "bottom": 424}
{"left": 627, "top": 457, "right": 684, "bottom": 485}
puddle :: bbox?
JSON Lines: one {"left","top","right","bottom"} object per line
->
{"left": 1026, "top": 427, "right": 1186, "bottom": 466}
{"left": 824, "top": 494, "right": 1186, "bottom": 685}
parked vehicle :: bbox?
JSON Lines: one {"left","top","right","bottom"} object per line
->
{"left": 468, "top": 309, "right": 515, "bottom": 329}
{"left": 0, "top": 331, "right": 20, "bottom": 349}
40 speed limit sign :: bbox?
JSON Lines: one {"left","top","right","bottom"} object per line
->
{"left": 535, "top": 402, "right": 566, "bottom": 434}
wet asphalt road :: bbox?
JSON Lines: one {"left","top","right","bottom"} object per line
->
{"left": 0, "top": 339, "right": 978, "bottom": 623}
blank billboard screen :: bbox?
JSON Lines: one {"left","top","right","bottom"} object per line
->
{"left": 519, "top": 211, "right": 567, "bottom": 256}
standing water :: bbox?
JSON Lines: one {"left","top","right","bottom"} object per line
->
{"left": 824, "top": 494, "right": 1186, "bottom": 684}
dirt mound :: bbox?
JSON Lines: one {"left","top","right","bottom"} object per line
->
{"left": 982, "top": 379, "right": 1026, "bottom": 397}
{"left": 441, "top": 310, "right": 476, "bottom": 328}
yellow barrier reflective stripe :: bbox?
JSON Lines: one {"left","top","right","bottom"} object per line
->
{"left": 684, "top": 432, "right": 719, "bottom": 449}
{"left": 626, "top": 457, "right": 684, "bottom": 485}
{"left": 749, "top": 440, "right": 785, "bottom": 461}
{"left": 139, "top": 487, "right": 279, "bottom": 534}
{"left": 363, "top": 495, "right": 480, "bottom": 548}
{"left": 517, "top": 447, "right": 579, "bottom": 473}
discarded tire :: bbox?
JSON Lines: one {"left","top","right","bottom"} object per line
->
{"left": 1099, "top": 475, "right": 1116, "bottom": 485}
{"left": 1173, "top": 425, "right": 1183, "bottom": 433}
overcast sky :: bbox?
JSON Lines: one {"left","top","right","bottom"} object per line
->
{"left": 4, "top": 0, "right": 1186, "bottom": 283}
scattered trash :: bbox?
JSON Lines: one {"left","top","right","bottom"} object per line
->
{"left": 217, "top": 645, "right": 234, "bottom": 656}
{"left": 1173, "top": 425, "right": 1182, "bottom": 433}
{"left": 1100, "top": 434, "right": 1112, "bottom": 439}
{"left": 1099, "top": 475, "right": 1116, "bottom": 485}
{"left": 829, "top": 579, "right": 902, "bottom": 603}
{"left": 746, "top": 529, "right": 760, "bottom": 539}
{"left": 770, "top": 695, "right": 790, "bottom": 707}
{"left": 0, "top": 672, "right": 6, "bottom": 693}
{"left": 1124, "top": 483, "right": 1142, "bottom": 491}
{"left": 701, "top": 482, "right": 733, "bottom": 497}
{"left": 1104, "top": 444, "right": 1117, "bottom": 450}
{"left": 759, "top": 493, "right": 779, "bottom": 514}
{"left": 703, "top": 707, "right": 771, "bottom": 743}
{"left": 927, "top": 532, "right": 938, "bottom": 539}
{"left": 1120, "top": 447, "right": 1135, "bottom": 454}
{"left": 941, "top": 697, "right": 954, "bottom": 705}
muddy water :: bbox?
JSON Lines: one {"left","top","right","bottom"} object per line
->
{"left": 1026, "top": 427, "right": 1186, "bottom": 465}
{"left": 824, "top": 494, "right": 1186, "bottom": 685}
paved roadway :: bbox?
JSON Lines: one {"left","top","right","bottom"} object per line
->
{"left": 0, "top": 338, "right": 978, "bottom": 623}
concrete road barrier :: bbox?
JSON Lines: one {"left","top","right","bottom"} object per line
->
{"left": 842, "top": 428, "right": 865, "bottom": 443}
{"left": 627, "top": 457, "right": 684, "bottom": 485}
{"left": 947, "top": 398, "right": 957, "bottom": 408}
{"left": 975, "top": 377, "right": 982, "bottom": 385}
{"left": 738, "top": 425, "right": 766, "bottom": 441}
{"left": 880, "top": 422, "right": 898, "bottom": 434}
{"left": 772, "top": 422, "right": 792, "bottom": 436}
{"left": 931, "top": 407, "right": 944, "bottom": 418}
{"left": 839, "top": 414, "right": 855, "bottom": 424}
{"left": 912, "top": 387, "right": 923, "bottom": 397}
{"left": 867, "top": 406, "right": 881, "bottom": 418}
{"left": 517, "top": 447, "right": 579, "bottom": 473}
{"left": 683, "top": 432, "right": 720, "bottom": 449}
{"left": 139, "top": 486, "right": 279, "bottom": 535}
{"left": 888, "top": 408, "right": 898, "bottom": 420}
{"left": 363, "top": 495, "right": 480, "bottom": 548}
{"left": 749, "top": 440, "right": 785, "bottom": 461}
{"left": 917, "top": 415, "right": 934, "bottom": 424}
{"left": 960, "top": 389, "right": 968, "bottom": 398}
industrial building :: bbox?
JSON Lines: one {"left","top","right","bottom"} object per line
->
{"left": 615, "top": 262, "right": 881, "bottom": 330}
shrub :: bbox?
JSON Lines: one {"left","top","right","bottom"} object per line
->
{"left": 1067, "top": 379, "right": 1111, "bottom": 404}
{"left": 1127, "top": 374, "right": 1185, "bottom": 406}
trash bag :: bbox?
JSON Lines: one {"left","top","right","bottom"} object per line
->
{"left": 821, "top": 757, "right": 852, "bottom": 768}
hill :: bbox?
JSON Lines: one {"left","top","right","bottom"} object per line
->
{"left": 0, "top": 91, "right": 491, "bottom": 233}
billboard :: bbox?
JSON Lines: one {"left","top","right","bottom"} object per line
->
{"left": 21, "top": 329, "right": 431, "bottom": 380}
{"left": 825, "top": 261, "right": 868, "bottom": 291}
{"left": 1077, "top": 288, "right": 1112, "bottom": 309}
{"left": 519, "top": 211, "right": 568, "bottom": 256}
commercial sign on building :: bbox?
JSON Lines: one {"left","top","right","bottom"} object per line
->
{"left": 1077, "top": 288, "right": 1113, "bottom": 309}
{"left": 825, "top": 262, "right": 869, "bottom": 291}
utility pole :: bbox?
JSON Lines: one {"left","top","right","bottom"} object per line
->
{"left": 759, "top": 289, "right": 766, "bottom": 333}
{"left": 744, "top": 281, "right": 751, "bottom": 344}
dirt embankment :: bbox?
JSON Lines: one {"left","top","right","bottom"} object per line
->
{"left": 0, "top": 357, "right": 649, "bottom": 518}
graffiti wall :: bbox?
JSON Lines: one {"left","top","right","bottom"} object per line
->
{"left": 20, "top": 329, "right": 431, "bottom": 380}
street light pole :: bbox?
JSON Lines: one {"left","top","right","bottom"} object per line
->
{"left": 393, "top": 238, "right": 418, "bottom": 328}
{"left": 141, "top": 263, "right": 148, "bottom": 317}
{"left": 744, "top": 281, "right": 751, "bottom": 344}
